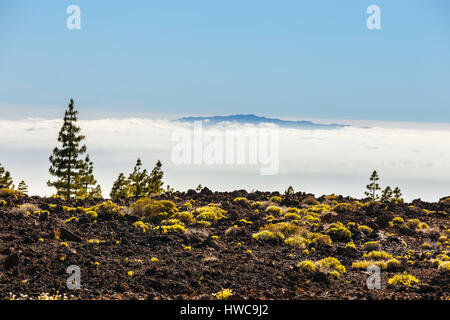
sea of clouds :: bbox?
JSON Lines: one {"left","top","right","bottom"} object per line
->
{"left": 1, "top": 117, "right": 449, "bottom": 201}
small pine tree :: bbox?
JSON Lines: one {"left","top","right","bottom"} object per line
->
{"left": 75, "top": 155, "right": 98, "bottom": 199}
{"left": 365, "top": 170, "right": 381, "bottom": 201}
{"left": 0, "top": 163, "right": 14, "bottom": 189}
{"left": 17, "top": 180, "right": 28, "bottom": 195}
{"left": 128, "top": 158, "right": 149, "bottom": 198}
{"left": 89, "top": 184, "right": 103, "bottom": 199}
{"left": 392, "top": 187, "right": 403, "bottom": 202}
{"left": 110, "top": 173, "right": 131, "bottom": 200}
{"left": 285, "top": 186, "right": 295, "bottom": 197}
{"left": 47, "top": 99, "right": 87, "bottom": 199}
{"left": 148, "top": 160, "right": 164, "bottom": 194}
{"left": 380, "top": 186, "right": 393, "bottom": 202}
{"left": 165, "top": 184, "right": 174, "bottom": 195}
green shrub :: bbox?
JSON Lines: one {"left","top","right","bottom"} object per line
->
{"left": 358, "top": 225, "right": 373, "bottom": 235}
{"left": 326, "top": 222, "right": 352, "bottom": 241}
{"left": 233, "top": 197, "right": 250, "bottom": 206}
{"left": 297, "top": 261, "right": 315, "bottom": 272}
{"left": 194, "top": 205, "right": 227, "bottom": 222}
{"left": 332, "top": 203, "right": 356, "bottom": 214}
{"left": 388, "top": 273, "right": 419, "bottom": 287}
{"left": 252, "top": 230, "right": 280, "bottom": 242}
{"left": 265, "top": 206, "right": 282, "bottom": 216}
{"left": 0, "top": 188, "right": 24, "bottom": 199}
{"left": 362, "top": 241, "right": 382, "bottom": 251}
{"left": 171, "top": 211, "right": 195, "bottom": 224}
{"left": 270, "top": 196, "right": 282, "bottom": 203}
{"left": 363, "top": 250, "right": 393, "bottom": 260}
{"left": 93, "top": 201, "right": 125, "bottom": 219}
{"left": 315, "top": 257, "right": 346, "bottom": 274}
{"left": 130, "top": 198, "right": 177, "bottom": 221}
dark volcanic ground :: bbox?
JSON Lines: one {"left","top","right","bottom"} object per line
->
{"left": 0, "top": 189, "right": 449, "bottom": 300}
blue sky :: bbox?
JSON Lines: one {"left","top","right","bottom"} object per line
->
{"left": 1, "top": 0, "right": 449, "bottom": 121}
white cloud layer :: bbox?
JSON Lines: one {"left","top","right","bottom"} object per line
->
{"left": 1, "top": 117, "right": 449, "bottom": 201}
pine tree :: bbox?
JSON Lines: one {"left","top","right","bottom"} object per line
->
{"left": 47, "top": 99, "right": 87, "bottom": 199}
{"left": 148, "top": 160, "right": 164, "bottom": 194}
{"left": 128, "top": 158, "right": 149, "bottom": 198}
{"left": 0, "top": 163, "right": 14, "bottom": 189}
{"left": 393, "top": 187, "right": 403, "bottom": 202}
{"left": 75, "top": 155, "right": 98, "bottom": 199}
{"left": 110, "top": 173, "right": 131, "bottom": 200}
{"left": 365, "top": 170, "right": 381, "bottom": 201}
{"left": 284, "top": 186, "right": 295, "bottom": 197}
{"left": 89, "top": 184, "right": 103, "bottom": 199}
{"left": 17, "top": 180, "right": 28, "bottom": 195}
{"left": 380, "top": 186, "right": 393, "bottom": 202}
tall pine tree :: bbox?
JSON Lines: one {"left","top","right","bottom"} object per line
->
{"left": 48, "top": 99, "right": 87, "bottom": 199}
{"left": 0, "top": 163, "right": 14, "bottom": 189}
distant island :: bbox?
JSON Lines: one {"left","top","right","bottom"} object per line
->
{"left": 176, "top": 114, "right": 348, "bottom": 129}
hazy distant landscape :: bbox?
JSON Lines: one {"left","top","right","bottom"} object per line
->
{"left": 1, "top": 114, "right": 450, "bottom": 201}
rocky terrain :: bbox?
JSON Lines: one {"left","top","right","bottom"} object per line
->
{"left": 0, "top": 188, "right": 449, "bottom": 300}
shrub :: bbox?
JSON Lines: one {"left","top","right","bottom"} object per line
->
{"left": 358, "top": 225, "right": 373, "bottom": 235}
{"left": 130, "top": 198, "right": 177, "bottom": 221}
{"left": 194, "top": 205, "right": 227, "bottom": 222}
{"left": 363, "top": 250, "right": 393, "bottom": 260}
{"left": 251, "top": 202, "right": 263, "bottom": 209}
{"left": 196, "top": 220, "right": 211, "bottom": 228}
{"left": 270, "top": 196, "right": 282, "bottom": 203}
{"left": 93, "top": 201, "right": 125, "bottom": 219}
{"left": 362, "top": 241, "right": 382, "bottom": 251}
{"left": 171, "top": 211, "right": 195, "bottom": 224}
{"left": 133, "top": 221, "right": 150, "bottom": 232}
{"left": 160, "top": 223, "right": 186, "bottom": 234}
{"left": 233, "top": 197, "right": 250, "bottom": 206}
{"left": 11, "top": 203, "right": 39, "bottom": 216}
{"left": 85, "top": 210, "right": 98, "bottom": 219}
{"left": 252, "top": 230, "right": 279, "bottom": 242}
{"left": 265, "top": 206, "right": 282, "bottom": 216}
{"left": 297, "top": 261, "right": 315, "bottom": 272}
{"left": 345, "top": 241, "right": 356, "bottom": 250}
{"left": 315, "top": 257, "right": 346, "bottom": 274}
{"left": 438, "top": 261, "right": 450, "bottom": 272}
{"left": 326, "top": 222, "right": 352, "bottom": 241}
{"left": 267, "top": 222, "right": 304, "bottom": 238}
{"left": 352, "top": 260, "right": 387, "bottom": 270}
{"left": 308, "top": 204, "right": 331, "bottom": 214}
{"left": 284, "top": 236, "right": 307, "bottom": 248}
{"left": 239, "top": 218, "right": 252, "bottom": 224}
{"left": 308, "top": 233, "right": 332, "bottom": 248}
{"left": 182, "top": 202, "right": 192, "bottom": 209}
{"left": 286, "top": 207, "right": 301, "bottom": 214}
{"left": 403, "top": 219, "right": 429, "bottom": 231}
{"left": 0, "top": 188, "right": 24, "bottom": 200}
{"left": 330, "top": 271, "right": 340, "bottom": 279}
{"left": 333, "top": 203, "right": 356, "bottom": 214}
{"left": 284, "top": 212, "right": 302, "bottom": 221}
{"left": 64, "top": 216, "right": 79, "bottom": 224}
{"left": 386, "top": 259, "right": 401, "bottom": 270}
{"left": 215, "top": 289, "right": 233, "bottom": 300}
{"left": 391, "top": 216, "right": 404, "bottom": 224}
{"left": 388, "top": 273, "right": 419, "bottom": 287}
